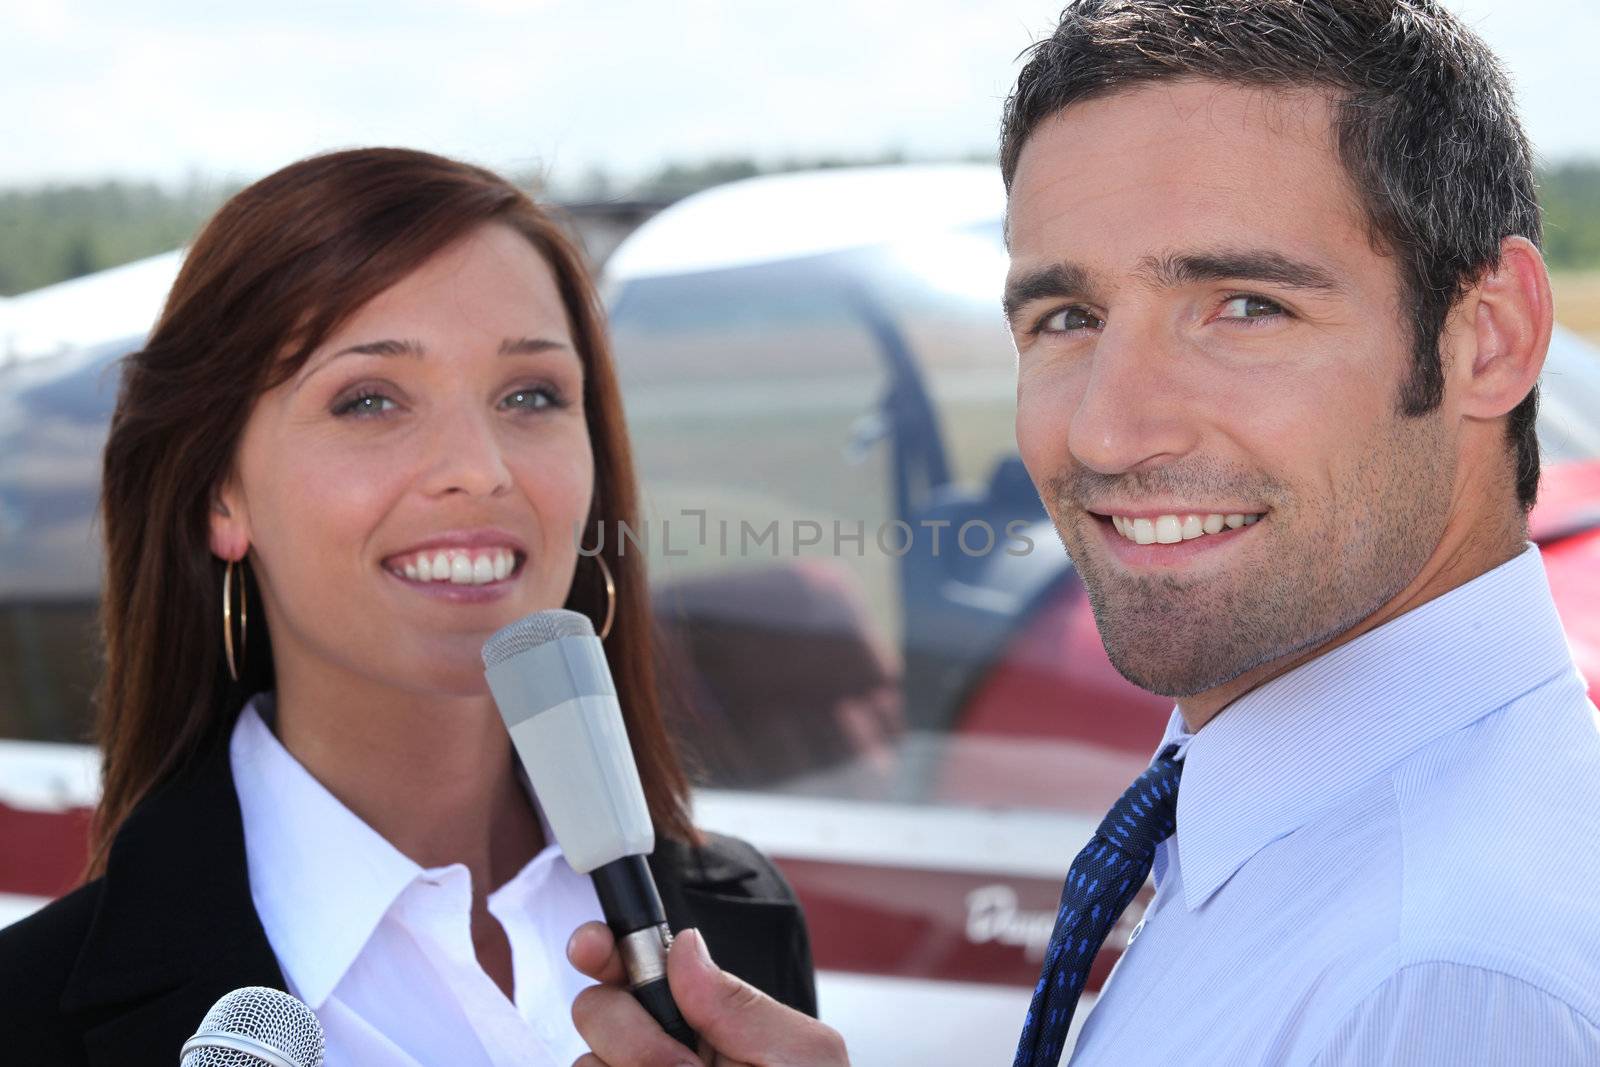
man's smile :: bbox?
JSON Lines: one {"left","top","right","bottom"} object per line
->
{"left": 1105, "top": 511, "right": 1263, "bottom": 545}
{"left": 1084, "top": 507, "right": 1269, "bottom": 568}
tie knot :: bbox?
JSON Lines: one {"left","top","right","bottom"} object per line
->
{"left": 1094, "top": 743, "right": 1183, "bottom": 863}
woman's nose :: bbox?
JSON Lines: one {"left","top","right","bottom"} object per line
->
{"left": 420, "top": 408, "right": 514, "bottom": 498}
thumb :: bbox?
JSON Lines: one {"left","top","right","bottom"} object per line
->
{"left": 667, "top": 929, "right": 848, "bottom": 1067}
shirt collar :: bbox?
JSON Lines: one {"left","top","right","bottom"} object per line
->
{"left": 1157, "top": 544, "right": 1575, "bottom": 913}
{"left": 230, "top": 697, "right": 423, "bottom": 1009}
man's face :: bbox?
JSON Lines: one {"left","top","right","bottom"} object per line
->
{"left": 1005, "top": 80, "right": 1456, "bottom": 698}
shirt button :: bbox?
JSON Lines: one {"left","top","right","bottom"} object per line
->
{"left": 1127, "top": 918, "right": 1145, "bottom": 946}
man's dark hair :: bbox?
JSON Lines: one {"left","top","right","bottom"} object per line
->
{"left": 1001, "top": 0, "right": 1543, "bottom": 509}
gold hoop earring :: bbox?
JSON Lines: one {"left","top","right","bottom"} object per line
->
{"left": 594, "top": 553, "right": 616, "bottom": 641}
{"left": 223, "top": 558, "right": 249, "bottom": 682}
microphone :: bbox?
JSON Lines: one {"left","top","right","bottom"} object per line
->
{"left": 482, "top": 609, "right": 698, "bottom": 1053}
{"left": 180, "top": 986, "right": 325, "bottom": 1067}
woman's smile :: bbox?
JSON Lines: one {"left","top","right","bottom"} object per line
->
{"left": 381, "top": 527, "right": 528, "bottom": 587}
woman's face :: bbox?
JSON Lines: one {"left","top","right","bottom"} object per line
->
{"left": 211, "top": 222, "right": 594, "bottom": 698}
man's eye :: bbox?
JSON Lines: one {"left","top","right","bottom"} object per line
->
{"left": 1219, "top": 295, "right": 1285, "bottom": 321}
{"left": 1039, "top": 306, "right": 1105, "bottom": 334}
{"left": 333, "top": 391, "right": 397, "bottom": 417}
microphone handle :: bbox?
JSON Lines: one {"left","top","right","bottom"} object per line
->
{"left": 590, "top": 856, "right": 700, "bottom": 1052}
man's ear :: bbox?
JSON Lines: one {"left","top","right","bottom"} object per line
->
{"left": 208, "top": 477, "right": 251, "bottom": 561}
{"left": 1451, "top": 235, "right": 1553, "bottom": 420}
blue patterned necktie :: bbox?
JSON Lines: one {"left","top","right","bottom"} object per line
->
{"left": 1012, "top": 743, "right": 1185, "bottom": 1067}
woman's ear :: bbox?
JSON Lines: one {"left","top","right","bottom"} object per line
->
{"left": 208, "top": 477, "right": 251, "bottom": 561}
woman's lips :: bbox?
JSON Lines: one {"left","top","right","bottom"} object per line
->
{"left": 383, "top": 545, "right": 522, "bottom": 587}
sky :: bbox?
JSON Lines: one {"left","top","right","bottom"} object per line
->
{"left": 2, "top": 0, "right": 1596, "bottom": 190}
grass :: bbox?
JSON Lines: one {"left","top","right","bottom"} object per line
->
{"left": 1553, "top": 272, "right": 1600, "bottom": 348}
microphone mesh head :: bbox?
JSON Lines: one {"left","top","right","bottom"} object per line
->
{"left": 482, "top": 608, "right": 595, "bottom": 668}
{"left": 181, "top": 986, "right": 325, "bottom": 1067}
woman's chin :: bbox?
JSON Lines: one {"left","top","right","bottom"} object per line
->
{"left": 364, "top": 652, "right": 498, "bottom": 703}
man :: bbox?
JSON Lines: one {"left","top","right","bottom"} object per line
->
{"left": 566, "top": 1, "right": 1600, "bottom": 1064}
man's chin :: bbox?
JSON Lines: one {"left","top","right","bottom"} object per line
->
{"left": 1102, "top": 638, "right": 1253, "bottom": 698}
{"left": 1092, "top": 596, "right": 1288, "bottom": 699}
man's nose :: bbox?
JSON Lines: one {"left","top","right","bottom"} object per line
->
{"left": 1066, "top": 316, "right": 1198, "bottom": 476}
{"left": 421, "top": 406, "right": 514, "bottom": 498}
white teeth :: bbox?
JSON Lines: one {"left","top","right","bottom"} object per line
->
{"left": 1108, "top": 511, "right": 1263, "bottom": 545}
{"left": 391, "top": 547, "right": 519, "bottom": 587}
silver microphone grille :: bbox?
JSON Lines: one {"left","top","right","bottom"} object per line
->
{"left": 180, "top": 986, "right": 325, "bottom": 1067}
{"left": 482, "top": 608, "right": 595, "bottom": 668}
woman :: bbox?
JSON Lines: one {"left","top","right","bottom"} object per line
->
{"left": 0, "top": 148, "right": 816, "bottom": 1065}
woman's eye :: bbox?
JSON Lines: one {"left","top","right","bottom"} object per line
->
{"left": 333, "top": 391, "right": 397, "bottom": 417}
{"left": 500, "top": 386, "right": 561, "bottom": 412}
{"left": 1219, "top": 295, "right": 1285, "bottom": 321}
{"left": 1039, "top": 306, "right": 1105, "bottom": 334}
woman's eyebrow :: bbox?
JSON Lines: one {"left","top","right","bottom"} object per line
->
{"left": 294, "top": 336, "right": 571, "bottom": 390}
{"left": 330, "top": 337, "right": 425, "bottom": 359}
{"left": 497, "top": 337, "right": 569, "bottom": 356}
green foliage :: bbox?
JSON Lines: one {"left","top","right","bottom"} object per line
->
{"left": 2, "top": 154, "right": 1595, "bottom": 298}
{"left": 1541, "top": 161, "right": 1600, "bottom": 271}
{"left": 622, "top": 150, "right": 975, "bottom": 201}
{"left": 0, "top": 180, "right": 232, "bottom": 297}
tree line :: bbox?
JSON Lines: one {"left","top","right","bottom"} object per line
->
{"left": 3, "top": 156, "right": 1598, "bottom": 298}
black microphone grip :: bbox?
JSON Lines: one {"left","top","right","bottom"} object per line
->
{"left": 590, "top": 855, "right": 700, "bottom": 1053}
{"left": 634, "top": 976, "right": 698, "bottom": 1051}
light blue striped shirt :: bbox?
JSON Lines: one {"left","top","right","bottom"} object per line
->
{"left": 1067, "top": 545, "right": 1600, "bottom": 1066}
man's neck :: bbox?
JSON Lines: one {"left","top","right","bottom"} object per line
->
{"left": 1174, "top": 525, "right": 1528, "bottom": 734}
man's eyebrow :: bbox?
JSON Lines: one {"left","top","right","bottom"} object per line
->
{"left": 1002, "top": 262, "right": 1095, "bottom": 325}
{"left": 1141, "top": 250, "right": 1343, "bottom": 293}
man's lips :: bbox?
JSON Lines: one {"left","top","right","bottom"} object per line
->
{"left": 1084, "top": 508, "right": 1267, "bottom": 565}
{"left": 1092, "top": 509, "right": 1266, "bottom": 546}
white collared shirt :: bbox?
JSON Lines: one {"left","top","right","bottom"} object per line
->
{"left": 229, "top": 698, "right": 605, "bottom": 1067}
{"left": 1067, "top": 545, "right": 1600, "bottom": 1065}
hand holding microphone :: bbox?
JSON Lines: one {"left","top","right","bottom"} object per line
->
{"left": 568, "top": 922, "right": 851, "bottom": 1067}
{"left": 481, "top": 609, "right": 697, "bottom": 1052}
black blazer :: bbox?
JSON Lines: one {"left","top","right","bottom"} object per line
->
{"left": 0, "top": 739, "right": 817, "bottom": 1066}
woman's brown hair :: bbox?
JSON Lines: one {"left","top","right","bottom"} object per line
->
{"left": 89, "top": 147, "right": 695, "bottom": 876}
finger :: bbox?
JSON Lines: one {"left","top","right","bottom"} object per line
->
{"left": 667, "top": 929, "right": 850, "bottom": 1067}
{"left": 568, "top": 921, "right": 628, "bottom": 985}
{"left": 572, "top": 981, "right": 704, "bottom": 1067}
